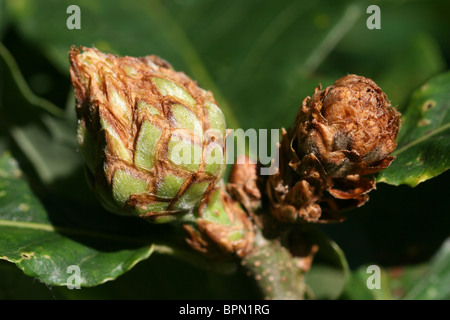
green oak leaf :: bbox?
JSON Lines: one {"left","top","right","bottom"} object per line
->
{"left": 303, "top": 228, "right": 350, "bottom": 300}
{"left": 0, "top": 41, "right": 83, "bottom": 201}
{"left": 376, "top": 33, "right": 445, "bottom": 113}
{"left": 377, "top": 71, "right": 450, "bottom": 187}
{"left": 402, "top": 237, "right": 450, "bottom": 300}
{"left": 0, "top": 152, "right": 154, "bottom": 287}
{"left": 340, "top": 264, "right": 393, "bottom": 300}
{"left": 340, "top": 238, "right": 450, "bottom": 300}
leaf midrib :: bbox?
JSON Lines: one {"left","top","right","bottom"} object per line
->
{"left": 393, "top": 121, "right": 450, "bottom": 156}
{"left": 0, "top": 219, "right": 151, "bottom": 246}
{"left": 0, "top": 218, "right": 223, "bottom": 278}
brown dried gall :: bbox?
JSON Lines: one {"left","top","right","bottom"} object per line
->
{"left": 266, "top": 75, "right": 401, "bottom": 223}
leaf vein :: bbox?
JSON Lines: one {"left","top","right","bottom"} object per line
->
{"left": 394, "top": 122, "right": 450, "bottom": 156}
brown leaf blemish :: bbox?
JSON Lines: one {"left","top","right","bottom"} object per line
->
{"left": 418, "top": 119, "right": 430, "bottom": 127}
{"left": 21, "top": 252, "right": 34, "bottom": 259}
{"left": 422, "top": 100, "right": 435, "bottom": 112}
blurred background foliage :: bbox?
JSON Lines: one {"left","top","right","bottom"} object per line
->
{"left": 0, "top": 0, "right": 449, "bottom": 299}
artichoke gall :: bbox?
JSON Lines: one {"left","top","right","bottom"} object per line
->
{"left": 69, "top": 47, "right": 227, "bottom": 222}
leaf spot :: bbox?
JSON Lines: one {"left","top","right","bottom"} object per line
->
{"left": 422, "top": 100, "right": 435, "bottom": 112}
{"left": 418, "top": 119, "right": 430, "bottom": 127}
{"left": 416, "top": 155, "right": 425, "bottom": 164}
{"left": 21, "top": 252, "right": 35, "bottom": 259}
{"left": 18, "top": 203, "right": 30, "bottom": 211}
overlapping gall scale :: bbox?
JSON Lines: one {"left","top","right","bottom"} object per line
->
{"left": 70, "top": 47, "right": 227, "bottom": 223}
